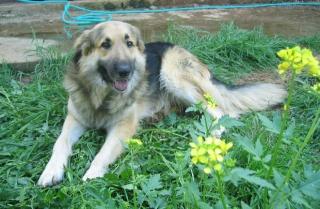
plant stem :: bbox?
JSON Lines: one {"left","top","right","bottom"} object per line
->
{"left": 284, "top": 107, "right": 320, "bottom": 183}
{"left": 268, "top": 72, "right": 296, "bottom": 176}
{"left": 263, "top": 72, "right": 295, "bottom": 208}
{"left": 130, "top": 150, "right": 138, "bottom": 209}
{"left": 268, "top": 107, "right": 320, "bottom": 208}
{"left": 216, "top": 173, "right": 228, "bottom": 209}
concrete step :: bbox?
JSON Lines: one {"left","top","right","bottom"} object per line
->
{"left": 0, "top": 37, "right": 58, "bottom": 71}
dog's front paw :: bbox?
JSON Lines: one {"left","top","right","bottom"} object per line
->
{"left": 82, "top": 166, "right": 107, "bottom": 181}
{"left": 37, "top": 162, "right": 64, "bottom": 187}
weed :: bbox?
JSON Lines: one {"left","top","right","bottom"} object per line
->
{"left": 0, "top": 23, "right": 319, "bottom": 208}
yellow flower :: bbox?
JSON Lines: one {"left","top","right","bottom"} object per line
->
{"left": 214, "top": 148, "right": 222, "bottom": 154}
{"left": 189, "top": 136, "right": 233, "bottom": 175}
{"left": 277, "top": 46, "right": 320, "bottom": 77}
{"left": 213, "top": 138, "right": 222, "bottom": 146}
{"left": 309, "top": 64, "right": 320, "bottom": 77}
{"left": 191, "top": 157, "right": 199, "bottom": 164}
{"left": 205, "top": 137, "right": 214, "bottom": 145}
{"left": 191, "top": 146, "right": 207, "bottom": 164}
{"left": 127, "top": 138, "right": 143, "bottom": 146}
{"left": 203, "top": 167, "right": 212, "bottom": 174}
{"left": 204, "top": 93, "right": 217, "bottom": 109}
{"left": 213, "top": 164, "right": 222, "bottom": 172}
{"left": 277, "top": 48, "right": 288, "bottom": 59}
{"left": 219, "top": 141, "right": 233, "bottom": 154}
{"left": 225, "top": 158, "right": 236, "bottom": 168}
{"left": 311, "top": 83, "right": 320, "bottom": 93}
{"left": 191, "top": 147, "right": 206, "bottom": 156}
{"left": 208, "top": 153, "right": 217, "bottom": 161}
{"left": 278, "top": 61, "right": 290, "bottom": 74}
{"left": 197, "top": 136, "right": 204, "bottom": 144}
{"left": 189, "top": 142, "right": 197, "bottom": 148}
{"left": 199, "top": 155, "right": 209, "bottom": 164}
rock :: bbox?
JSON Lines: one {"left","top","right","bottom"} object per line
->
{"left": 0, "top": 37, "right": 58, "bottom": 71}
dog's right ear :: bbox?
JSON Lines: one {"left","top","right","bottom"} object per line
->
{"left": 129, "top": 25, "right": 145, "bottom": 52}
{"left": 74, "top": 29, "right": 93, "bottom": 56}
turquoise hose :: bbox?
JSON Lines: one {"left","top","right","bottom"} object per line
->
{"left": 16, "top": 1, "right": 320, "bottom": 25}
{"left": 18, "top": 0, "right": 67, "bottom": 3}
{"left": 62, "top": 2, "right": 320, "bottom": 25}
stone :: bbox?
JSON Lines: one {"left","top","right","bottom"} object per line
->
{"left": 0, "top": 37, "right": 58, "bottom": 71}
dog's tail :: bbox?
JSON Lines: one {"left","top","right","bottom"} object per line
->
{"left": 207, "top": 78, "right": 287, "bottom": 117}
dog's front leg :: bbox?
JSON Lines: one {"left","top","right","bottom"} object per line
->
{"left": 82, "top": 114, "right": 138, "bottom": 181}
{"left": 38, "top": 114, "right": 85, "bottom": 187}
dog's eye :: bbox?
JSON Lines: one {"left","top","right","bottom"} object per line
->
{"left": 101, "top": 41, "right": 111, "bottom": 49}
{"left": 127, "top": 41, "right": 134, "bottom": 48}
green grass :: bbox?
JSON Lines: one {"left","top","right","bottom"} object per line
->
{"left": 0, "top": 23, "right": 319, "bottom": 208}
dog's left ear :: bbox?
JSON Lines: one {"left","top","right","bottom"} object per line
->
{"left": 130, "top": 26, "right": 145, "bottom": 52}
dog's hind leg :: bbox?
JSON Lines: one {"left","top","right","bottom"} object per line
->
{"left": 159, "top": 46, "right": 227, "bottom": 136}
{"left": 159, "top": 47, "right": 226, "bottom": 118}
{"left": 160, "top": 46, "right": 286, "bottom": 116}
{"left": 38, "top": 114, "right": 85, "bottom": 187}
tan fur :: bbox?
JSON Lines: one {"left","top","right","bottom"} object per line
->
{"left": 38, "top": 21, "right": 287, "bottom": 187}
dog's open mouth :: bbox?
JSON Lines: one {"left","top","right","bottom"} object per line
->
{"left": 113, "top": 80, "right": 128, "bottom": 91}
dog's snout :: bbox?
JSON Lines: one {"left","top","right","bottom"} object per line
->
{"left": 116, "top": 62, "right": 131, "bottom": 77}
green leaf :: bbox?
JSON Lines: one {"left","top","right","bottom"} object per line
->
{"left": 194, "top": 121, "right": 207, "bottom": 134}
{"left": 257, "top": 113, "right": 280, "bottom": 134}
{"left": 226, "top": 168, "right": 275, "bottom": 190}
{"left": 122, "top": 184, "right": 134, "bottom": 190}
{"left": 180, "top": 181, "right": 201, "bottom": 203}
{"left": 199, "top": 201, "right": 214, "bottom": 209}
{"left": 142, "top": 174, "right": 163, "bottom": 193}
{"left": 304, "top": 164, "right": 314, "bottom": 179}
{"left": 241, "top": 201, "right": 252, "bottom": 209}
{"left": 299, "top": 171, "right": 320, "bottom": 200}
{"left": 163, "top": 113, "right": 177, "bottom": 126}
{"left": 213, "top": 200, "right": 224, "bottom": 209}
{"left": 66, "top": 171, "right": 73, "bottom": 183}
{"left": 234, "top": 134, "right": 256, "bottom": 156}
{"left": 218, "top": 115, "right": 244, "bottom": 128}
{"left": 255, "top": 138, "right": 263, "bottom": 157}
{"left": 262, "top": 154, "right": 271, "bottom": 163}
{"left": 273, "top": 199, "right": 286, "bottom": 209}
{"left": 283, "top": 121, "right": 295, "bottom": 144}
{"left": 291, "top": 190, "right": 311, "bottom": 208}
{"left": 273, "top": 169, "right": 285, "bottom": 187}
{"left": 235, "top": 135, "right": 265, "bottom": 160}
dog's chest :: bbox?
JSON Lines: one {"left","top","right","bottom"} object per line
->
{"left": 102, "top": 94, "right": 134, "bottom": 114}
{"left": 90, "top": 94, "right": 135, "bottom": 128}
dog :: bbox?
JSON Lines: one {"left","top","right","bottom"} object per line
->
{"left": 37, "top": 21, "right": 286, "bottom": 187}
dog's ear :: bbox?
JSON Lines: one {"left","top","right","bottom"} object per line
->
{"left": 74, "top": 29, "right": 93, "bottom": 56}
{"left": 130, "top": 25, "right": 145, "bottom": 52}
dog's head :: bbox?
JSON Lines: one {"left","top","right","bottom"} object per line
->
{"left": 73, "top": 21, "right": 145, "bottom": 92}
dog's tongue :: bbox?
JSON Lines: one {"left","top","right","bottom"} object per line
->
{"left": 114, "top": 80, "right": 128, "bottom": 91}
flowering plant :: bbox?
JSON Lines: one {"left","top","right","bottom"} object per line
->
{"left": 190, "top": 136, "right": 233, "bottom": 174}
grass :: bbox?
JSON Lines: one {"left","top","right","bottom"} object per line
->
{"left": 0, "top": 23, "right": 319, "bottom": 208}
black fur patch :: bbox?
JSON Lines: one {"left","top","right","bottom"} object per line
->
{"left": 144, "top": 42, "right": 174, "bottom": 90}
{"left": 97, "top": 65, "right": 113, "bottom": 84}
{"left": 73, "top": 50, "right": 82, "bottom": 66}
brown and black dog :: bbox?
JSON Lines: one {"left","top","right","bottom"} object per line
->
{"left": 38, "top": 21, "right": 286, "bottom": 187}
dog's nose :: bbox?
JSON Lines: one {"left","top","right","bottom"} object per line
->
{"left": 116, "top": 62, "right": 131, "bottom": 78}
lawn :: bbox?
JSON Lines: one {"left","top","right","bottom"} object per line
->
{"left": 0, "top": 23, "right": 319, "bottom": 208}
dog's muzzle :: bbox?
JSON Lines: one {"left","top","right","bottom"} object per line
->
{"left": 98, "top": 60, "right": 133, "bottom": 92}
{"left": 112, "top": 62, "right": 131, "bottom": 91}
